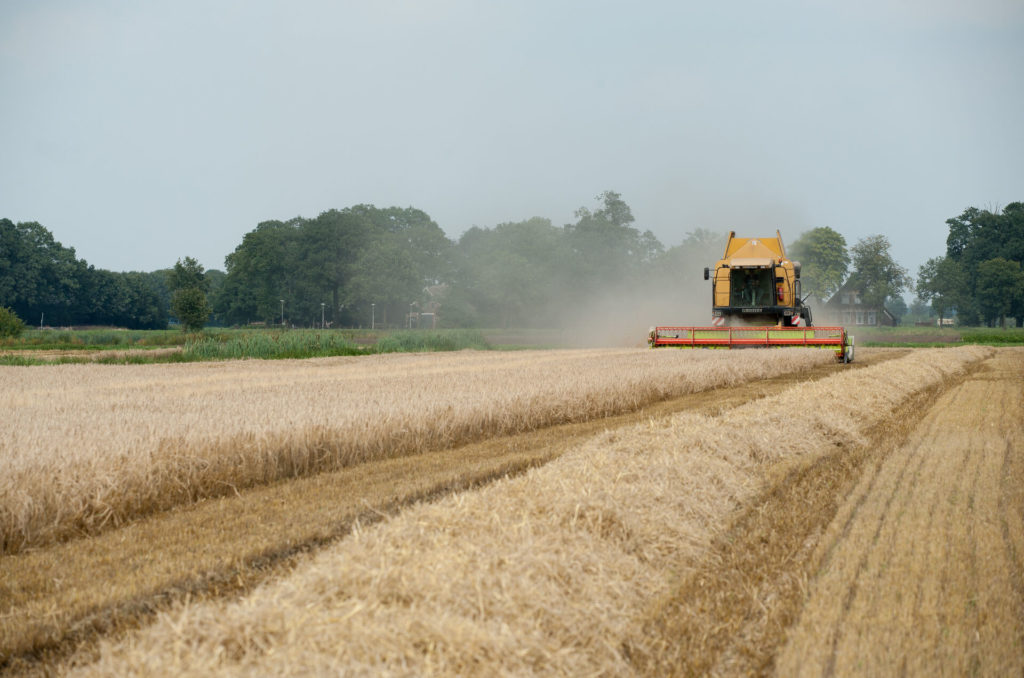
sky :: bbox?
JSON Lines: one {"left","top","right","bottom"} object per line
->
{"left": 2, "top": 0, "right": 1023, "bottom": 292}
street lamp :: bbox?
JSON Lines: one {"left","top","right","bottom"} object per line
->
{"left": 280, "top": 299, "right": 284, "bottom": 327}
{"left": 371, "top": 303, "right": 375, "bottom": 330}
{"left": 320, "top": 302, "right": 325, "bottom": 329}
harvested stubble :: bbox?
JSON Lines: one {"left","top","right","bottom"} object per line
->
{"left": 775, "top": 348, "right": 1024, "bottom": 676}
{"left": 70, "top": 346, "right": 991, "bottom": 677}
{"left": 0, "top": 348, "right": 832, "bottom": 554}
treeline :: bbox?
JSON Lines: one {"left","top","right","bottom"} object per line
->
{"left": 5, "top": 195, "right": 1020, "bottom": 331}
{"left": 3, "top": 193, "right": 723, "bottom": 331}
{"left": 212, "top": 193, "right": 723, "bottom": 329}
{"left": 0, "top": 219, "right": 170, "bottom": 329}
{"left": 213, "top": 205, "right": 450, "bottom": 327}
{"left": 917, "top": 203, "right": 1024, "bottom": 327}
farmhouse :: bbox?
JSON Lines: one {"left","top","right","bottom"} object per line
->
{"left": 819, "top": 281, "right": 897, "bottom": 327}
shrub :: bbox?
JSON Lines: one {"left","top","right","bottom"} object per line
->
{"left": 0, "top": 307, "right": 26, "bottom": 338}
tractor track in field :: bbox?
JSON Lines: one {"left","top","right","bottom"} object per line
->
{"left": 0, "top": 350, "right": 903, "bottom": 676}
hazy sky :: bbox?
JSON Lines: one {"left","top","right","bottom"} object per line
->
{"left": 3, "top": 1, "right": 1022, "bottom": 289}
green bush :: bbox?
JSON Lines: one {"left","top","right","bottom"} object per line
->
{"left": 0, "top": 307, "right": 26, "bottom": 338}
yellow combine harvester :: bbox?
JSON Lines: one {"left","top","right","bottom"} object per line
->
{"left": 649, "top": 230, "right": 854, "bottom": 362}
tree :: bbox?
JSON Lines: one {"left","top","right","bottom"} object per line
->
{"left": 0, "top": 306, "right": 25, "bottom": 338}
{"left": 788, "top": 226, "right": 849, "bottom": 300}
{"left": 916, "top": 256, "right": 967, "bottom": 323}
{"left": 342, "top": 205, "right": 452, "bottom": 327}
{"left": 346, "top": 231, "right": 421, "bottom": 326}
{"left": 945, "top": 207, "right": 986, "bottom": 261}
{"left": 447, "top": 218, "right": 569, "bottom": 327}
{"left": 167, "top": 257, "right": 210, "bottom": 294}
{"left": 975, "top": 258, "right": 1024, "bottom": 327}
{"left": 941, "top": 202, "right": 1024, "bottom": 326}
{"left": 848, "top": 235, "right": 912, "bottom": 310}
{"left": 172, "top": 287, "right": 213, "bottom": 332}
{"left": 300, "top": 209, "right": 370, "bottom": 326}
{"left": 119, "top": 272, "right": 168, "bottom": 329}
{"left": 217, "top": 220, "right": 302, "bottom": 325}
{"left": 168, "top": 257, "right": 211, "bottom": 331}
{"left": 564, "top": 191, "right": 663, "bottom": 293}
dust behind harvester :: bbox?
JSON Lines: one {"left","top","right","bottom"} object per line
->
{"left": 649, "top": 230, "right": 854, "bottom": 362}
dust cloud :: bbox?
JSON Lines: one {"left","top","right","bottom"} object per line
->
{"left": 557, "top": 278, "right": 712, "bottom": 348}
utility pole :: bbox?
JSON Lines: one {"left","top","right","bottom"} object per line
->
{"left": 371, "top": 303, "right": 375, "bottom": 330}
{"left": 321, "top": 302, "right": 325, "bottom": 329}
{"left": 280, "top": 299, "right": 284, "bottom": 327}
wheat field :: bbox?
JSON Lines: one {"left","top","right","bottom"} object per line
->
{"left": 68, "top": 346, "right": 991, "bottom": 676}
{"left": 0, "top": 347, "right": 834, "bottom": 554}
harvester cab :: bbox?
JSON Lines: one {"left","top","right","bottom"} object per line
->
{"left": 703, "top": 230, "right": 811, "bottom": 328}
{"left": 650, "top": 229, "right": 854, "bottom": 362}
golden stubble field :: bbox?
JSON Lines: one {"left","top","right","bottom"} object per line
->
{"left": 2, "top": 345, "right": 1021, "bottom": 677}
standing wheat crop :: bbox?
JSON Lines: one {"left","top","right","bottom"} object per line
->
{"left": 0, "top": 347, "right": 832, "bottom": 553}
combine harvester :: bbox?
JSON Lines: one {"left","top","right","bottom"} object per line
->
{"left": 649, "top": 230, "right": 854, "bottom": 362}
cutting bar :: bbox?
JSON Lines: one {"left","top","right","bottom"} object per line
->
{"left": 648, "top": 326, "right": 854, "bottom": 362}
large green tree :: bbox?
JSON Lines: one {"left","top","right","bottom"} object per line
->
{"left": 564, "top": 191, "right": 663, "bottom": 293}
{"left": 217, "top": 219, "right": 304, "bottom": 325}
{"left": 168, "top": 257, "right": 212, "bottom": 331}
{"left": 447, "top": 218, "right": 570, "bottom": 327}
{"left": 943, "top": 202, "right": 1024, "bottom": 326}
{"left": 788, "top": 226, "right": 849, "bottom": 300}
{"left": 975, "top": 257, "right": 1024, "bottom": 328}
{"left": 300, "top": 209, "right": 369, "bottom": 325}
{"left": 345, "top": 206, "right": 452, "bottom": 326}
{"left": 848, "top": 235, "right": 912, "bottom": 310}
{"left": 916, "top": 256, "right": 967, "bottom": 323}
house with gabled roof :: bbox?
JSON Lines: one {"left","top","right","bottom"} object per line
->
{"left": 820, "top": 280, "right": 897, "bottom": 327}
